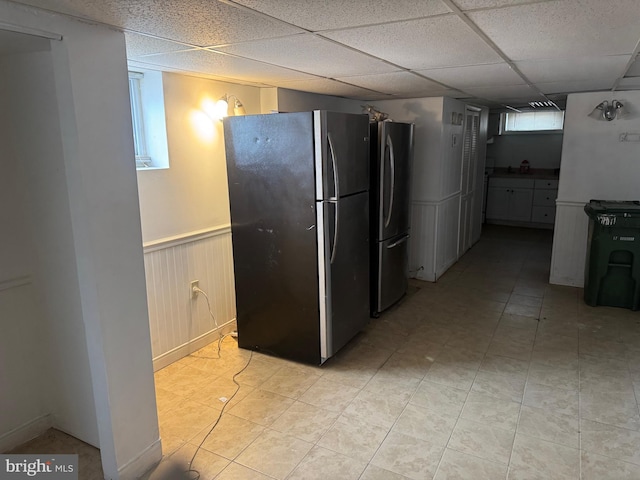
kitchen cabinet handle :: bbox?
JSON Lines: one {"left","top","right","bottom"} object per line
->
{"left": 384, "top": 134, "right": 395, "bottom": 228}
{"left": 328, "top": 133, "right": 339, "bottom": 264}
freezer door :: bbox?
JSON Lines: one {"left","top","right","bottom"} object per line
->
{"left": 318, "top": 191, "right": 370, "bottom": 360}
{"left": 378, "top": 122, "right": 414, "bottom": 241}
{"left": 314, "top": 111, "right": 370, "bottom": 200}
{"left": 377, "top": 233, "right": 410, "bottom": 313}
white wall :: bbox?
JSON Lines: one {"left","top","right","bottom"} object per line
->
{"left": 0, "top": 45, "right": 100, "bottom": 450}
{"left": 0, "top": 50, "right": 51, "bottom": 446}
{"left": 277, "top": 87, "right": 361, "bottom": 113}
{"left": 487, "top": 133, "right": 564, "bottom": 170}
{"left": 137, "top": 73, "right": 262, "bottom": 242}
{"left": 137, "top": 74, "right": 266, "bottom": 369}
{"left": 0, "top": 1, "right": 161, "bottom": 477}
{"left": 550, "top": 90, "right": 640, "bottom": 286}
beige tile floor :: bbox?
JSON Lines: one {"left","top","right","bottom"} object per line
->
{"left": 12, "top": 225, "right": 640, "bottom": 480}
{"left": 7, "top": 428, "right": 103, "bottom": 479}
{"left": 149, "top": 225, "right": 640, "bottom": 480}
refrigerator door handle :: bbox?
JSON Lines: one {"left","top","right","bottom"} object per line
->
{"left": 384, "top": 134, "right": 395, "bottom": 228}
{"left": 386, "top": 234, "right": 409, "bottom": 249}
{"left": 328, "top": 133, "right": 340, "bottom": 264}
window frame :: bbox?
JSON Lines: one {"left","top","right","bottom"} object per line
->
{"left": 128, "top": 71, "right": 152, "bottom": 168}
{"left": 500, "top": 110, "right": 565, "bottom": 135}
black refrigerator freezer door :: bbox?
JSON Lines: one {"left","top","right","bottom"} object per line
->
{"left": 376, "top": 233, "right": 410, "bottom": 313}
{"left": 315, "top": 111, "right": 370, "bottom": 200}
{"left": 376, "top": 121, "right": 413, "bottom": 241}
{"left": 223, "top": 112, "right": 322, "bottom": 364}
{"left": 320, "top": 191, "right": 370, "bottom": 359}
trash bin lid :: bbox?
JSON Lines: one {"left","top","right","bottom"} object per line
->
{"left": 585, "top": 200, "right": 640, "bottom": 226}
{"left": 585, "top": 200, "right": 640, "bottom": 216}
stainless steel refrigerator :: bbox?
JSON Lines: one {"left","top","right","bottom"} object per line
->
{"left": 370, "top": 121, "right": 414, "bottom": 316}
{"left": 223, "top": 111, "right": 370, "bottom": 365}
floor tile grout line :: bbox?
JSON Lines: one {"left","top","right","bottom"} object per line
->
{"left": 434, "top": 294, "right": 509, "bottom": 478}
{"left": 153, "top": 227, "right": 640, "bottom": 479}
{"left": 504, "top": 278, "right": 536, "bottom": 480}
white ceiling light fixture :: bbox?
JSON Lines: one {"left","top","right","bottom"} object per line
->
{"left": 589, "top": 99, "right": 624, "bottom": 121}
{"left": 215, "top": 94, "right": 246, "bottom": 119}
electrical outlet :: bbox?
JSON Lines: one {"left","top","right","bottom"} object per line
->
{"left": 190, "top": 280, "right": 199, "bottom": 299}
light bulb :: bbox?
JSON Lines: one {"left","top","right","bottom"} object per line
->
{"left": 214, "top": 98, "right": 229, "bottom": 119}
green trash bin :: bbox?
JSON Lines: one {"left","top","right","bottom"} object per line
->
{"left": 584, "top": 200, "right": 640, "bottom": 310}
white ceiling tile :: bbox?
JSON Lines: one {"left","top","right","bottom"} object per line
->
{"left": 462, "top": 84, "right": 541, "bottom": 101}
{"left": 348, "top": 93, "right": 396, "bottom": 101}
{"left": 416, "top": 63, "right": 525, "bottom": 88}
{"left": 232, "top": 0, "right": 451, "bottom": 31}
{"left": 12, "top": 0, "right": 303, "bottom": 46}
{"left": 468, "top": 0, "right": 640, "bottom": 60}
{"left": 626, "top": 57, "right": 640, "bottom": 77}
{"left": 536, "top": 78, "right": 618, "bottom": 94}
{"left": 516, "top": 55, "right": 631, "bottom": 83}
{"left": 323, "top": 15, "right": 502, "bottom": 69}
{"left": 124, "top": 32, "right": 193, "bottom": 58}
{"left": 142, "top": 50, "right": 316, "bottom": 84}
{"left": 617, "top": 77, "right": 640, "bottom": 89}
{"left": 276, "top": 78, "right": 384, "bottom": 97}
{"left": 335, "top": 72, "right": 445, "bottom": 95}
{"left": 215, "top": 34, "right": 399, "bottom": 77}
{"left": 463, "top": 97, "right": 504, "bottom": 107}
{"left": 454, "top": 0, "right": 550, "bottom": 9}
{"left": 126, "top": 59, "right": 269, "bottom": 86}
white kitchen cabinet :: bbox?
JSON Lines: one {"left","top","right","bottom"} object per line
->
{"left": 532, "top": 179, "right": 558, "bottom": 225}
{"left": 486, "top": 177, "right": 534, "bottom": 223}
{"left": 487, "top": 176, "right": 558, "bottom": 227}
{"left": 486, "top": 186, "right": 510, "bottom": 219}
{"left": 510, "top": 188, "right": 535, "bottom": 221}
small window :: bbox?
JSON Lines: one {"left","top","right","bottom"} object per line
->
{"left": 128, "top": 70, "right": 169, "bottom": 169}
{"left": 128, "top": 72, "right": 152, "bottom": 167}
{"left": 501, "top": 111, "right": 564, "bottom": 133}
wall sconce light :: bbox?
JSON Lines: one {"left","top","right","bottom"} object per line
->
{"left": 589, "top": 100, "right": 624, "bottom": 121}
{"left": 215, "top": 94, "right": 246, "bottom": 119}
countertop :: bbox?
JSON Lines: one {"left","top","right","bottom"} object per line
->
{"left": 488, "top": 167, "right": 559, "bottom": 180}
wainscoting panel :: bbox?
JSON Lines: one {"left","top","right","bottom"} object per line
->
{"left": 550, "top": 201, "right": 590, "bottom": 287}
{"left": 436, "top": 194, "right": 462, "bottom": 280}
{"left": 409, "top": 201, "right": 437, "bottom": 282}
{"left": 143, "top": 226, "right": 236, "bottom": 370}
{"left": 0, "top": 279, "right": 51, "bottom": 450}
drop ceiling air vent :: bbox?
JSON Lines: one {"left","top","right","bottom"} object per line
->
{"left": 529, "top": 101, "right": 559, "bottom": 109}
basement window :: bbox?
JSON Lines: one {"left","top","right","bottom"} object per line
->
{"left": 128, "top": 70, "right": 169, "bottom": 169}
{"left": 501, "top": 111, "right": 564, "bottom": 133}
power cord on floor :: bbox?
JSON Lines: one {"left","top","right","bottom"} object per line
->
{"left": 185, "top": 349, "right": 253, "bottom": 480}
{"left": 181, "top": 285, "right": 252, "bottom": 479}
{"left": 192, "top": 286, "right": 224, "bottom": 358}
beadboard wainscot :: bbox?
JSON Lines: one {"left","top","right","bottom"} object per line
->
{"left": 143, "top": 224, "right": 237, "bottom": 371}
{"left": 410, "top": 192, "right": 461, "bottom": 282}
{"left": 550, "top": 200, "right": 590, "bottom": 287}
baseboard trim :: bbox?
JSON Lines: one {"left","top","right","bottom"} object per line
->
{"left": 152, "top": 319, "right": 237, "bottom": 371}
{"left": 0, "top": 414, "right": 53, "bottom": 452}
{"left": 117, "top": 438, "right": 163, "bottom": 480}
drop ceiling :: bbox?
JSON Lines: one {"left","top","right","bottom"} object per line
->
{"left": 6, "top": 0, "right": 640, "bottom": 108}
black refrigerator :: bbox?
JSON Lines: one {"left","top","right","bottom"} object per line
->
{"left": 370, "top": 121, "right": 414, "bottom": 316}
{"left": 223, "top": 111, "right": 370, "bottom": 365}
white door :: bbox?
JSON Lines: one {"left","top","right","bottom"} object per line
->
{"left": 459, "top": 108, "right": 481, "bottom": 256}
